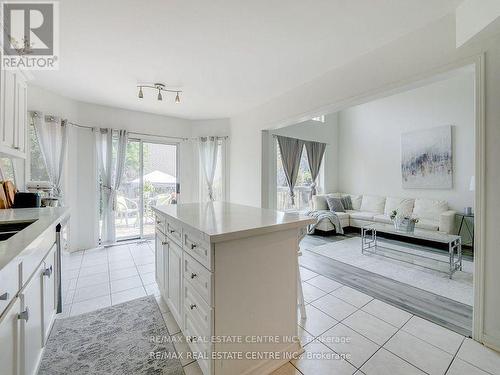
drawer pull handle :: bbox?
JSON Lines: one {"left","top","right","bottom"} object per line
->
{"left": 162, "top": 241, "right": 168, "bottom": 245}
{"left": 42, "top": 265, "right": 53, "bottom": 277}
{"left": 18, "top": 307, "right": 29, "bottom": 322}
{"left": 190, "top": 304, "right": 197, "bottom": 310}
{"left": 190, "top": 273, "right": 197, "bottom": 279}
{"left": 190, "top": 243, "right": 197, "bottom": 250}
{"left": 0, "top": 292, "right": 9, "bottom": 301}
{"left": 169, "top": 229, "right": 176, "bottom": 234}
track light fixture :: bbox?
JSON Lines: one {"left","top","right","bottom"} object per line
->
{"left": 137, "top": 83, "right": 182, "bottom": 103}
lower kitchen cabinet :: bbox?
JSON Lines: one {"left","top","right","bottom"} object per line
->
{"left": 155, "top": 230, "right": 169, "bottom": 296}
{"left": 0, "top": 241, "right": 59, "bottom": 375}
{"left": 20, "top": 263, "right": 44, "bottom": 375}
{"left": 41, "top": 245, "right": 57, "bottom": 344}
{"left": 0, "top": 297, "right": 21, "bottom": 375}
{"left": 167, "top": 240, "right": 183, "bottom": 324}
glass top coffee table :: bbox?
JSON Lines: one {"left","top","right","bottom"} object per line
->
{"left": 361, "top": 223, "right": 462, "bottom": 278}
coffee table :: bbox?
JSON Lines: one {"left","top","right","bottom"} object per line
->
{"left": 361, "top": 223, "right": 462, "bottom": 279}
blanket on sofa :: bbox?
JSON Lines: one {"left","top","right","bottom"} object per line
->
{"left": 304, "top": 210, "right": 344, "bottom": 234}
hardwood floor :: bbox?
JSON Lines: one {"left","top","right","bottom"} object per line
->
{"left": 300, "top": 233, "right": 473, "bottom": 337}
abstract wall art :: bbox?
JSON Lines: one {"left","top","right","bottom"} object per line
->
{"left": 401, "top": 125, "right": 453, "bottom": 189}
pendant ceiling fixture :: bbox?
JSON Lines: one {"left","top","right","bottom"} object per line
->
{"left": 137, "top": 83, "right": 181, "bottom": 103}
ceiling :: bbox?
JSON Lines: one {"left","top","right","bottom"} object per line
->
{"left": 30, "top": 0, "right": 463, "bottom": 119}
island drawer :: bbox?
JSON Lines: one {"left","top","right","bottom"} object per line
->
{"left": 183, "top": 280, "right": 212, "bottom": 338}
{"left": 0, "top": 261, "right": 19, "bottom": 316}
{"left": 166, "top": 219, "right": 183, "bottom": 246}
{"left": 155, "top": 213, "right": 167, "bottom": 234}
{"left": 183, "top": 253, "right": 212, "bottom": 306}
{"left": 183, "top": 228, "right": 212, "bottom": 271}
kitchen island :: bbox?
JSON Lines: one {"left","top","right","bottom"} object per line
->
{"left": 152, "top": 202, "right": 314, "bottom": 375}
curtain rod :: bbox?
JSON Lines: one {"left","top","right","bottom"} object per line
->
{"left": 30, "top": 112, "right": 228, "bottom": 141}
{"left": 271, "top": 133, "right": 329, "bottom": 145}
{"left": 67, "top": 121, "right": 228, "bottom": 141}
{"left": 66, "top": 121, "right": 190, "bottom": 141}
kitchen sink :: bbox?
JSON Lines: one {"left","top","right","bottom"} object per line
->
{"left": 0, "top": 220, "right": 37, "bottom": 241}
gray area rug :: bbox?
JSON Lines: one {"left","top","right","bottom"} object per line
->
{"left": 38, "top": 296, "right": 183, "bottom": 375}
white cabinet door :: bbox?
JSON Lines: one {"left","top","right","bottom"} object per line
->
{"left": 162, "top": 239, "right": 169, "bottom": 299}
{"left": 0, "top": 68, "right": 4, "bottom": 146}
{"left": 167, "top": 240, "right": 183, "bottom": 324}
{"left": 2, "top": 70, "right": 16, "bottom": 149}
{"left": 0, "top": 297, "right": 21, "bottom": 375}
{"left": 15, "top": 74, "right": 27, "bottom": 154}
{"left": 20, "top": 264, "right": 44, "bottom": 375}
{"left": 41, "top": 244, "right": 57, "bottom": 344}
{"left": 155, "top": 231, "right": 165, "bottom": 293}
{"left": 0, "top": 69, "right": 27, "bottom": 157}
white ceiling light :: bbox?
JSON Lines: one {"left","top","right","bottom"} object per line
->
{"left": 137, "top": 83, "right": 181, "bottom": 103}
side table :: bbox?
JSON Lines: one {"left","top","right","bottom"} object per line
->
{"left": 457, "top": 213, "right": 474, "bottom": 248}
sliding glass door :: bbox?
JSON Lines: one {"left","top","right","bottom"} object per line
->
{"left": 115, "top": 140, "right": 142, "bottom": 239}
{"left": 142, "top": 142, "right": 179, "bottom": 237}
{"left": 114, "top": 139, "right": 179, "bottom": 241}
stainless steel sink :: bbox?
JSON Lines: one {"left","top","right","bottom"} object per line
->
{"left": 0, "top": 220, "right": 37, "bottom": 241}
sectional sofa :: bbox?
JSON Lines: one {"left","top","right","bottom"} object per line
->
{"left": 311, "top": 193, "right": 456, "bottom": 234}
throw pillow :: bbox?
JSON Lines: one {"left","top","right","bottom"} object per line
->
{"left": 326, "top": 197, "right": 345, "bottom": 212}
{"left": 341, "top": 196, "right": 353, "bottom": 210}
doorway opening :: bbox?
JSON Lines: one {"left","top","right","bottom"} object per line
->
{"left": 263, "top": 59, "right": 484, "bottom": 339}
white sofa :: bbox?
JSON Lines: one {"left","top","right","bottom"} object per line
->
{"left": 311, "top": 193, "right": 456, "bottom": 234}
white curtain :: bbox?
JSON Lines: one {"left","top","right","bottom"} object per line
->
{"left": 198, "top": 136, "right": 220, "bottom": 201}
{"left": 31, "top": 112, "right": 68, "bottom": 205}
{"left": 95, "top": 128, "right": 128, "bottom": 244}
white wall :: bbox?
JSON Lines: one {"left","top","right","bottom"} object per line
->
{"left": 228, "top": 14, "right": 500, "bottom": 349}
{"left": 191, "top": 119, "right": 230, "bottom": 137}
{"left": 337, "top": 71, "right": 475, "bottom": 212}
{"left": 27, "top": 86, "right": 228, "bottom": 251}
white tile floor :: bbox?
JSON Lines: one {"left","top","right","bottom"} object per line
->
{"left": 287, "top": 267, "right": 500, "bottom": 375}
{"left": 60, "top": 241, "right": 156, "bottom": 318}
{"left": 60, "top": 242, "right": 500, "bottom": 375}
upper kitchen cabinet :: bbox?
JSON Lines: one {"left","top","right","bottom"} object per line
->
{"left": 0, "top": 68, "right": 28, "bottom": 159}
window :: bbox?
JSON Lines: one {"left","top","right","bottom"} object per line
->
{"left": 276, "top": 140, "right": 323, "bottom": 211}
{"left": 0, "top": 158, "right": 16, "bottom": 183}
{"left": 311, "top": 115, "right": 325, "bottom": 123}
{"left": 29, "top": 123, "right": 50, "bottom": 181}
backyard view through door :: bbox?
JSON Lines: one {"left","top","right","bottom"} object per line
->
{"left": 115, "top": 140, "right": 178, "bottom": 240}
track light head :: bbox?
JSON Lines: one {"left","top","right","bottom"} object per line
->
{"left": 157, "top": 89, "right": 162, "bottom": 101}
{"left": 175, "top": 92, "right": 181, "bottom": 104}
{"left": 138, "top": 86, "right": 143, "bottom": 99}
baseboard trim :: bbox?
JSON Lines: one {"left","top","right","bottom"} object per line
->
{"left": 482, "top": 334, "right": 500, "bottom": 353}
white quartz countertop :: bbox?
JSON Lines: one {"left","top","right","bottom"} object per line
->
{"left": 0, "top": 207, "right": 70, "bottom": 271}
{"left": 153, "top": 202, "right": 315, "bottom": 243}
